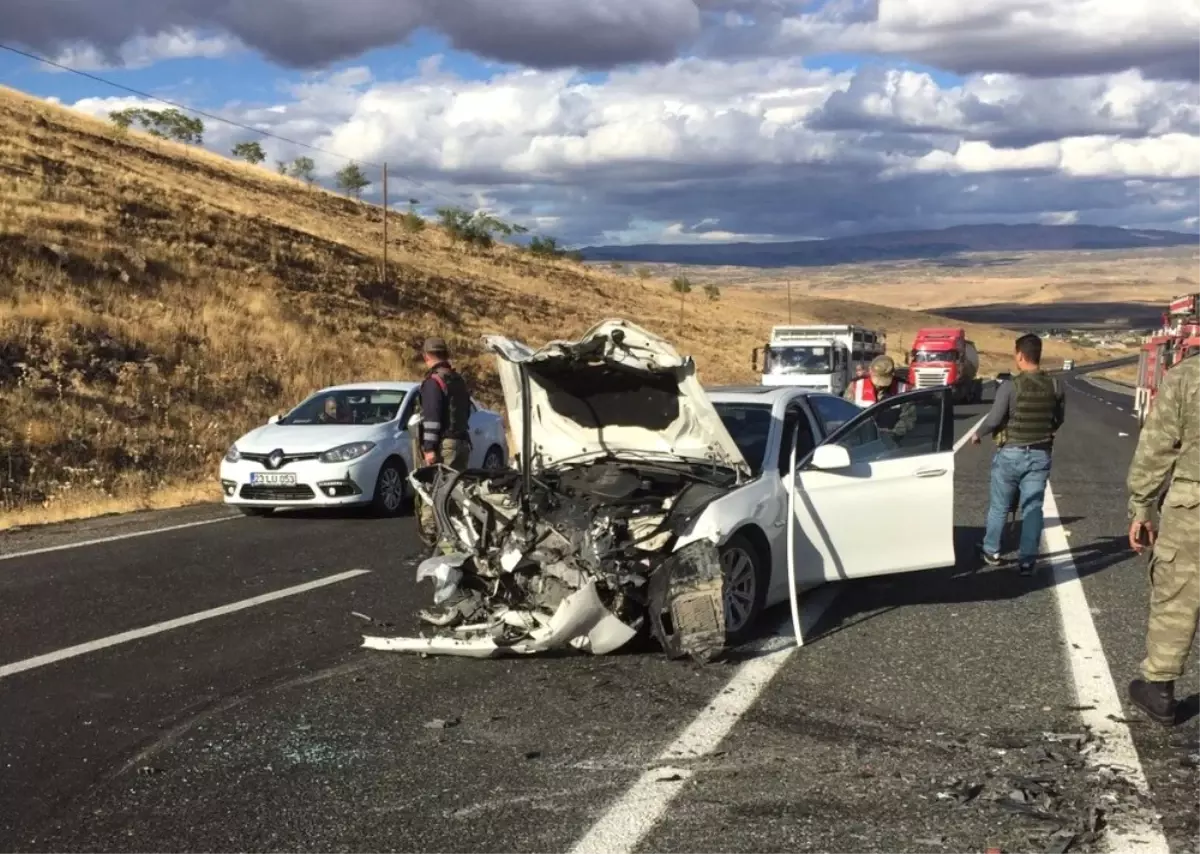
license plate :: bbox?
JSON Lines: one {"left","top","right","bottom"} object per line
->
{"left": 250, "top": 472, "right": 297, "bottom": 486}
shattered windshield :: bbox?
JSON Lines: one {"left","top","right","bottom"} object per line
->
{"left": 764, "top": 345, "right": 832, "bottom": 375}
{"left": 279, "top": 390, "right": 407, "bottom": 425}
{"left": 713, "top": 402, "right": 773, "bottom": 475}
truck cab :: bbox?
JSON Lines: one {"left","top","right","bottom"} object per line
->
{"left": 906, "top": 327, "right": 983, "bottom": 404}
{"left": 754, "top": 325, "right": 884, "bottom": 396}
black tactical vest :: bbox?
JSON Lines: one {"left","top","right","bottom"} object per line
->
{"left": 1001, "top": 370, "right": 1059, "bottom": 447}
{"left": 428, "top": 365, "right": 471, "bottom": 440}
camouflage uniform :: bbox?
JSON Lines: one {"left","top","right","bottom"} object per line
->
{"left": 1126, "top": 354, "right": 1199, "bottom": 723}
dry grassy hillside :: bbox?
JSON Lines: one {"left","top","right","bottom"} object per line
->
{"left": 0, "top": 85, "right": 1104, "bottom": 527}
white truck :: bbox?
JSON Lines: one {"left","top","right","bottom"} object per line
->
{"left": 753, "top": 324, "right": 886, "bottom": 395}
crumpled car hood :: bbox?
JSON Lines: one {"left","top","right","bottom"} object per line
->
{"left": 483, "top": 319, "right": 749, "bottom": 476}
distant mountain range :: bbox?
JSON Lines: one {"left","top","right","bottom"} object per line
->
{"left": 580, "top": 224, "right": 1198, "bottom": 268}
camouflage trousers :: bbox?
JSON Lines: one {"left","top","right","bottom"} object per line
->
{"left": 1142, "top": 496, "right": 1200, "bottom": 682}
{"left": 416, "top": 438, "right": 470, "bottom": 550}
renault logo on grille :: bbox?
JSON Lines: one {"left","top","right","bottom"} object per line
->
{"left": 267, "top": 449, "right": 285, "bottom": 469}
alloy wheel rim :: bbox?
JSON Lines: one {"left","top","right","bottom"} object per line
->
{"left": 721, "top": 547, "right": 756, "bottom": 632}
{"left": 381, "top": 468, "right": 403, "bottom": 509}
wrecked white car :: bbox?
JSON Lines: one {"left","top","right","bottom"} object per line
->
{"left": 363, "top": 319, "right": 959, "bottom": 663}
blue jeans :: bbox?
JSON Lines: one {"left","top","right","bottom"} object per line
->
{"left": 983, "top": 446, "right": 1052, "bottom": 563}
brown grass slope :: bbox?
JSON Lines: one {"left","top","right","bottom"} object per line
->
{"left": 0, "top": 85, "right": 1104, "bottom": 527}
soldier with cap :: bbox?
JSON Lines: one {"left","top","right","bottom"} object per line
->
{"left": 1126, "top": 353, "right": 1199, "bottom": 726}
{"left": 845, "top": 354, "right": 910, "bottom": 407}
{"left": 415, "top": 336, "right": 473, "bottom": 548}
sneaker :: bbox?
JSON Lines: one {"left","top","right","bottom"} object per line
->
{"left": 976, "top": 542, "right": 1002, "bottom": 567}
{"left": 1018, "top": 560, "right": 1036, "bottom": 576}
{"left": 1128, "top": 678, "right": 1176, "bottom": 726}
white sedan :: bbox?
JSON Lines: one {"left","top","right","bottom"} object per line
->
{"left": 381, "top": 319, "right": 958, "bottom": 662}
{"left": 701, "top": 383, "right": 956, "bottom": 638}
{"left": 220, "top": 381, "right": 508, "bottom": 517}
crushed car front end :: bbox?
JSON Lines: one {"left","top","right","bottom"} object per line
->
{"left": 365, "top": 319, "right": 752, "bottom": 663}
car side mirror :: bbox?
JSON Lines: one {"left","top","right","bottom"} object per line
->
{"left": 268, "top": 414, "right": 280, "bottom": 424}
{"left": 810, "top": 444, "right": 852, "bottom": 471}
{"left": 407, "top": 412, "right": 422, "bottom": 432}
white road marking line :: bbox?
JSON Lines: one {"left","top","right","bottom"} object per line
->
{"left": 0, "top": 516, "right": 237, "bottom": 562}
{"left": 569, "top": 586, "right": 840, "bottom": 854}
{"left": 1042, "top": 486, "right": 1168, "bottom": 854}
{"left": 953, "top": 413, "right": 989, "bottom": 453}
{"left": 0, "top": 569, "right": 370, "bottom": 679}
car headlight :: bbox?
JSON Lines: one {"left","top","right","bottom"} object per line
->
{"left": 224, "top": 444, "right": 240, "bottom": 463}
{"left": 320, "top": 442, "right": 376, "bottom": 463}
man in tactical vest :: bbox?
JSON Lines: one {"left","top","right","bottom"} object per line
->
{"left": 415, "top": 336, "right": 472, "bottom": 549}
{"left": 1125, "top": 353, "right": 1199, "bottom": 726}
{"left": 971, "top": 333, "right": 1065, "bottom": 575}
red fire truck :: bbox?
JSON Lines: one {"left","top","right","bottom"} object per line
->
{"left": 1133, "top": 292, "right": 1200, "bottom": 426}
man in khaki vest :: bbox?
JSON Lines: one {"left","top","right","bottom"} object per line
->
{"left": 1126, "top": 353, "right": 1200, "bottom": 726}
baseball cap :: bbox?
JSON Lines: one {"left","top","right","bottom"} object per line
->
{"left": 869, "top": 355, "right": 895, "bottom": 383}
{"left": 423, "top": 336, "right": 449, "bottom": 356}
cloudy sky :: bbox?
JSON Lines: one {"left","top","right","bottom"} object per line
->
{"left": 2, "top": 0, "right": 1198, "bottom": 245}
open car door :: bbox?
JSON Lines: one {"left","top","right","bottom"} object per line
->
{"left": 789, "top": 386, "right": 956, "bottom": 583}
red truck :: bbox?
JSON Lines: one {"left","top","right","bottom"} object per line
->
{"left": 906, "top": 327, "right": 983, "bottom": 404}
{"left": 1134, "top": 293, "right": 1200, "bottom": 426}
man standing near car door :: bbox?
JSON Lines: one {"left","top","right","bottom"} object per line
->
{"left": 971, "top": 333, "right": 1065, "bottom": 576}
{"left": 415, "top": 336, "right": 472, "bottom": 549}
{"left": 1125, "top": 353, "right": 1199, "bottom": 726}
{"left": 844, "top": 355, "right": 909, "bottom": 407}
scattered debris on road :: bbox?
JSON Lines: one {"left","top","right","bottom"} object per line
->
{"left": 423, "top": 717, "right": 461, "bottom": 730}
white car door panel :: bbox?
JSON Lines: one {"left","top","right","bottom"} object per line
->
{"left": 789, "top": 387, "right": 956, "bottom": 583}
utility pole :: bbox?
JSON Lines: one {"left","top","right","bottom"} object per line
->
{"left": 381, "top": 162, "right": 388, "bottom": 283}
{"left": 787, "top": 280, "right": 792, "bottom": 323}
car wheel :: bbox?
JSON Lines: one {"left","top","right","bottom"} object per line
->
{"left": 372, "top": 459, "right": 409, "bottom": 517}
{"left": 238, "top": 506, "right": 272, "bottom": 517}
{"left": 720, "top": 533, "right": 768, "bottom": 644}
{"left": 482, "top": 444, "right": 505, "bottom": 470}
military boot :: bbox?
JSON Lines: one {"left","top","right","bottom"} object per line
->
{"left": 1128, "top": 678, "right": 1176, "bottom": 726}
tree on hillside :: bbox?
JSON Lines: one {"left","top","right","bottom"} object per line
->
{"left": 437, "top": 206, "right": 528, "bottom": 250}
{"left": 275, "top": 159, "right": 289, "bottom": 175}
{"left": 671, "top": 274, "right": 693, "bottom": 325}
{"left": 703, "top": 282, "right": 721, "bottom": 301}
{"left": 106, "top": 107, "right": 203, "bottom": 147}
{"left": 108, "top": 109, "right": 135, "bottom": 132}
{"left": 232, "top": 141, "right": 266, "bottom": 165}
{"left": 289, "top": 156, "right": 316, "bottom": 186}
{"left": 335, "top": 162, "right": 370, "bottom": 200}
{"left": 400, "top": 198, "right": 425, "bottom": 233}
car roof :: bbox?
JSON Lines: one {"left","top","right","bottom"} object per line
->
{"left": 706, "top": 385, "right": 824, "bottom": 403}
{"left": 314, "top": 381, "right": 419, "bottom": 394}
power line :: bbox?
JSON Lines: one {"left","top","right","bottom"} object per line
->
{"left": 0, "top": 41, "right": 506, "bottom": 217}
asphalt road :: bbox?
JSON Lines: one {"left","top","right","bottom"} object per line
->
{"left": 1, "top": 379, "right": 1196, "bottom": 854}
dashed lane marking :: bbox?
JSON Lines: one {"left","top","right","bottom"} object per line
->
{"left": 0, "top": 516, "right": 238, "bottom": 562}
{"left": 0, "top": 569, "right": 370, "bottom": 680}
{"left": 568, "top": 585, "right": 839, "bottom": 854}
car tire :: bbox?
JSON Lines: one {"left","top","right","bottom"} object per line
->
{"left": 371, "top": 458, "right": 410, "bottom": 517}
{"left": 720, "top": 532, "right": 768, "bottom": 645}
{"left": 482, "top": 444, "right": 505, "bottom": 470}
{"left": 238, "top": 506, "right": 272, "bottom": 517}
